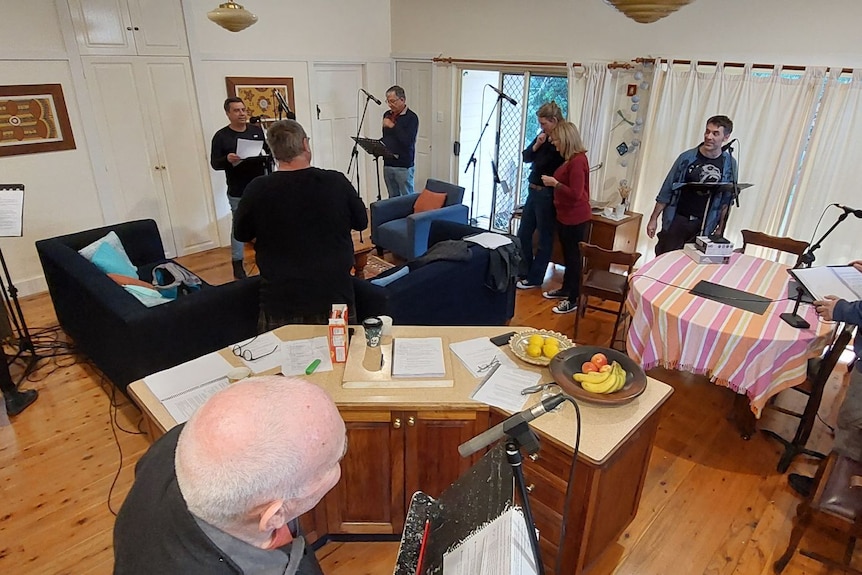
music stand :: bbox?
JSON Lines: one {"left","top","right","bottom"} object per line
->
{"left": 351, "top": 137, "right": 395, "bottom": 202}
{"left": 671, "top": 181, "right": 753, "bottom": 237}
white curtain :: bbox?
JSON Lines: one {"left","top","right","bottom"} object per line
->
{"left": 576, "top": 62, "right": 614, "bottom": 201}
{"left": 783, "top": 69, "right": 862, "bottom": 267}
{"left": 630, "top": 62, "right": 823, "bottom": 264}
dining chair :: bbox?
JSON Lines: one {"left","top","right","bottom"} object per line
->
{"left": 575, "top": 242, "right": 641, "bottom": 349}
{"left": 762, "top": 324, "right": 854, "bottom": 472}
{"left": 738, "top": 229, "right": 809, "bottom": 268}
{"left": 773, "top": 451, "right": 862, "bottom": 574}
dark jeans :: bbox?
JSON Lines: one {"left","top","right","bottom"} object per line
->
{"left": 517, "top": 188, "right": 555, "bottom": 285}
{"left": 558, "top": 220, "right": 589, "bottom": 300}
{"left": 655, "top": 214, "right": 702, "bottom": 256}
{"left": 835, "top": 364, "right": 862, "bottom": 462}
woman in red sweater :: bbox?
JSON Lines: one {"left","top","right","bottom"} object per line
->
{"left": 540, "top": 122, "right": 591, "bottom": 314}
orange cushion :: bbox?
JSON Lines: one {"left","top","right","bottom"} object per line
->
{"left": 413, "top": 189, "right": 447, "bottom": 213}
{"left": 108, "top": 273, "right": 152, "bottom": 289}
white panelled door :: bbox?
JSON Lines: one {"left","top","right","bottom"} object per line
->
{"left": 395, "top": 61, "right": 433, "bottom": 188}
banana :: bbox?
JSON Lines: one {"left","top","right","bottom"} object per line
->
{"left": 573, "top": 369, "right": 614, "bottom": 384}
{"left": 611, "top": 362, "right": 627, "bottom": 392}
{"left": 582, "top": 373, "right": 619, "bottom": 394}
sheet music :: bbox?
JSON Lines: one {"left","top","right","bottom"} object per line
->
{"left": 0, "top": 185, "right": 24, "bottom": 237}
{"left": 236, "top": 138, "right": 264, "bottom": 159}
{"left": 443, "top": 507, "right": 537, "bottom": 575}
{"left": 449, "top": 337, "right": 517, "bottom": 377}
{"left": 282, "top": 336, "right": 333, "bottom": 376}
{"left": 791, "top": 265, "right": 862, "bottom": 302}
{"left": 391, "top": 337, "right": 445, "bottom": 378}
{"left": 162, "top": 375, "right": 231, "bottom": 424}
{"left": 470, "top": 366, "right": 538, "bottom": 412}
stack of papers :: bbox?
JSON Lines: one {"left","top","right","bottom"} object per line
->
{"left": 143, "top": 352, "right": 233, "bottom": 424}
{"left": 391, "top": 337, "right": 446, "bottom": 378}
{"left": 443, "top": 507, "right": 538, "bottom": 575}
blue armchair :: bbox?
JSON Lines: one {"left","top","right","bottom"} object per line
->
{"left": 370, "top": 178, "right": 468, "bottom": 259}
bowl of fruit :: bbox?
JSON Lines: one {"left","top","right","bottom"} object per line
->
{"left": 548, "top": 346, "right": 647, "bottom": 404}
{"left": 509, "top": 329, "right": 574, "bottom": 366}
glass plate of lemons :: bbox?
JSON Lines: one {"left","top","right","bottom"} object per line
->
{"left": 509, "top": 329, "right": 574, "bottom": 366}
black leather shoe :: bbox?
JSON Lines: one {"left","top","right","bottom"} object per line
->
{"left": 232, "top": 260, "right": 247, "bottom": 280}
{"left": 5, "top": 388, "right": 38, "bottom": 416}
{"left": 788, "top": 473, "right": 814, "bottom": 498}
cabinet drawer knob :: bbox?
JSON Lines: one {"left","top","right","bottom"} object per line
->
{"left": 526, "top": 483, "right": 535, "bottom": 493}
{"left": 126, "top": 26, "right": 132, "bottom": 31}
{"left": 407, "top": 416, "right": 415, "bottom": 427}
{"left": 393, "top": 418, "right": 401, "bottom": 429}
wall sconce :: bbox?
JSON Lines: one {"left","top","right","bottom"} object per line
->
{"left": 603, "top": 0, "right": 694, "bottom": 23}
{"left": 207, "top": 2, "right": 258, "bottom": 32}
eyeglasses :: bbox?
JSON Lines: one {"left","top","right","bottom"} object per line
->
{"left": 232, "top": 336, "right": 278, "bottom": 362}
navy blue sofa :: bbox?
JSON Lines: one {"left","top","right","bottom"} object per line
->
{"left": 36, "top": 219, "right": 260, "bottom": 394}
{"left": 354, "top": 221, "right": 517, "bottom": 326}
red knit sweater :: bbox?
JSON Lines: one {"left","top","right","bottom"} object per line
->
{"left": 552, "top": 152, "right": 591, "bottom": 225}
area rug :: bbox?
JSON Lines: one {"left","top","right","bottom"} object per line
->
{"left": 363, "top": 255, "right": 396, "bottom": 279}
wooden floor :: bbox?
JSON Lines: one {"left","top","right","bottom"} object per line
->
{"left": 0, "top": 249, "right": 855, "bottom": 574}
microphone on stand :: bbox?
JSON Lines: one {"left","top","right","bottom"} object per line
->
{"left": 833, "top": 203, "right": 862, "bottom": 218}
{"left": 721, "top": 138, "right": 738, "bottom": 152}
{"left": 486, "top": 84, "right": 518, "bottom": 106}
{"left": 273, "top": 90, "right": 296, "bottom": 120}
{"left": 361, "top": 89, "right": 382, "bottom": 105}
{"left": 248, "top": 116, "right": 262, "bottom": 124}
{"left": 457, "top": 393, "right": 568, "bottom": 457}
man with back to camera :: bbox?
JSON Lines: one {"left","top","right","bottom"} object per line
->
{"left": 211, "top": 97, "right": 270, "bottom": 280}
{"left": 113, "top": 375, "right": 347, "bottom": 574}
{"left": 645, "top": 115, "right": 738, "bottom": 255}
{"left": 381, "top": 85, "right": 419, "bottom": 198}
{"left": 233, "top": 119, "right": 367, "bottom": 330}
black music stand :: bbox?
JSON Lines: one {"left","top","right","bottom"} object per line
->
{"left": 671, "top": 181, "right": 753, "bottom": 237}
{"left": 351, "top": 137, "right": 395, "bottom": 202}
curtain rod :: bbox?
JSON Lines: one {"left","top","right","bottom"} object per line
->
{"left": 642, "top": 57, "right": 854, "bottom": 75}
{"left": 432, "top": 57, "right": 572, "bottom": 67}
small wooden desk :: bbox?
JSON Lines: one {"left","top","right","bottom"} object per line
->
{"left": 551, "top": 211, "right": 643, "bottom": 265}
{"left": 128, "top": 325, "right": 672, "bottom": 575}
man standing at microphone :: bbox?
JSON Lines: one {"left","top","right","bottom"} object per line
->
{"left": 381, "top": 86, "right": 419, "bottom": 198}
{"left": 646, "top": 115, "right": 737, "bottom": 255}
{"left": 211, "top": 97, "right": 269, "bottom": 280}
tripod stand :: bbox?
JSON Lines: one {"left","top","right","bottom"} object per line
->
{"left": 464, "top": 88, "right": 507, "bottom": 228}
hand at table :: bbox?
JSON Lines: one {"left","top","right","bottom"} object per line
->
{"left": 813, "top": 295, "right": 841, "bottom": 321}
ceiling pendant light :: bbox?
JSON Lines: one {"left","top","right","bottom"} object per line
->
{"left": 207, "top": 2, "right": 258, "bottom": 32}
{"left": 603, "top": 0, "right": 695, "bottom": 24}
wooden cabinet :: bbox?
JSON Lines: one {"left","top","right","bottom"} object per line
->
{"left": 552, "top": 211, "right": 643, "bottom": 266}
{"left": 323, "top": 408, "right": 488, "bottom": 535}
{"left": 67, "top": 0, "right": 188, "bottom": 56}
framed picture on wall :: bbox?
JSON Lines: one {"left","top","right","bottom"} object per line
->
{"left": 0, "top": 84, "right": 76, "bottom": 157}
{"left": 226, "top": 77, "right": 295, "bottom": 122}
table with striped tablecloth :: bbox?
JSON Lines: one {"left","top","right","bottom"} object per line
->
{"left": 626, "top": 251, "right": 833, "bottom": 417}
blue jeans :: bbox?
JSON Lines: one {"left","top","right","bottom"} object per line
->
{"left": 383, "top": 166, "right": 415, "bottom": 198}
{"left": 517, "top": 187, "right": 555, "bottom": 285}
{"left": 228, "top": 195, "right": 244, "bottom": 261}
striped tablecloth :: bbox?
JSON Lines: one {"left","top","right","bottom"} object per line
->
{"left": 626, "top": 251, "right": 833, "bottom": 417}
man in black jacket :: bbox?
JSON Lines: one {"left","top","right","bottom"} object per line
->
{"left": 381, "top": 85, "right": 419, "bottom": 198}
{"left": 113, "top": 376, "right": 347, "bottom": 574}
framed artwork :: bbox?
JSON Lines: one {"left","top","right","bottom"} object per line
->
{"left": 226, "top": 77, "right": 295, "bottom": 121}
{"left": 0, "top": 84, "right": 76, "bottom": 157}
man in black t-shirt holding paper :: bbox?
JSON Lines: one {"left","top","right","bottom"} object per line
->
{"left": 646, "top": 115, "right": 738, "bottom": 256}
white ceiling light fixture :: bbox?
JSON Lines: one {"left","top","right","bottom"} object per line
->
{"left": 207, "top": 2, "right": 258, "bottom": 32}
{"left": 603, "top": 0, "right": 694, "bottom": 24}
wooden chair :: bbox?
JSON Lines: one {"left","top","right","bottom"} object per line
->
{"left": 774, "top": 451, "right": 862, "bottom": 573}
{"left": 762, "top": 325, "right": 854, "bottom": 472}
{"left": 738, "top": 229, "right": 809, "bottom": 267}
{"left": 575, "top": 242, "right": 641, "bottom": 349}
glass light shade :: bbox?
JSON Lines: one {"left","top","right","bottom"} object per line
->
{"left": 603, "top": 0, "right": 694, "bottom": 23}
{"left": 207, "top": 2, "right": 258, "bottom": 32}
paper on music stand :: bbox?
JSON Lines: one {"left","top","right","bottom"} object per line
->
{"left": 282, "top": 336, "right": 333, "bottom": 376}
{"left": 789, "top": 265, "right": 862, "bottom": 302}
{"left": 470, "top": 366, "right": 538, "bottom": 413}
{"left": 236, "top": 138, "right": 264, "bottom": 159}
{"left": 443, "top": 507, "right": 538, "bottom": 575}
{"left": 0, "top": 185, "right": 24, "bottom": 237}
{"left": 449, "top": 337, "right": 517, "bottom": 378}
{"left": 391, "top": 337, "right": 446, "bottom": 378}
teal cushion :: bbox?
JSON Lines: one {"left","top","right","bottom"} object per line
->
{"left": 91, "top": 241, "right": 138, "bottom": 277}
{"left": 371, "top": 266, "right": 409, "bottom": 287}
{"left": 122, "top": 284, "right": 171, "bottom": 307}
{"left": 78, "top": 231, "right": 137, "bottom": 274}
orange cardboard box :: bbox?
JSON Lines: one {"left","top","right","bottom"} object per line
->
{"left": 328, "top": 304, "right": 348, "bottom": 363}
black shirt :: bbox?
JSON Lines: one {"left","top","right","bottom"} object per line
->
{"left": 381, "top": 108, "right": 419, "bottom": 168}
{"left": 210, "top": 124, "right": 269, "bottom": 198}
{"left": 676, "top": 151, "right": 724, "bottom": 219}
{"left": 522, "top": 137, "right": 564, "bottom": 186}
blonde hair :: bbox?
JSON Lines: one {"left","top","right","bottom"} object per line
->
{"left": 552, "top": 121, "right": 587, "bottom": 160}
{"left": 536, "top": 101, "right": 565, "bottom": 122}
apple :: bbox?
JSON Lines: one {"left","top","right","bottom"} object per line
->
{"left": 591, "top": 353, "right": 608, "bottom": 369}
{"left": 581, "top": 361, "right": 598, "bottom": 373}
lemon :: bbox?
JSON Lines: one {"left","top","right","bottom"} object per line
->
{"left": 526, "top": 344, "right": 543, "bottom": 357}
{"left": 528, "top": 334, "right": 544, "bottom": 347}
{"left": 542, "top": 344, "right": 560, "bottom": 359}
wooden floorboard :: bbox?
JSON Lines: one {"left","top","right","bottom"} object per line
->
{"left": 0, "top": 250, "right": 854, "bottom": 574}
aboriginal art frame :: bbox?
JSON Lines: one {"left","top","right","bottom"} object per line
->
{"left": 225, "top": 77, "right": 295, "bottom": 121}
{"left": 0, "top": 84, "right": 76, "bottom": 157}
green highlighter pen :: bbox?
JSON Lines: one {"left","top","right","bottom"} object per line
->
{"left": 305, "top": 359, "right": 322, "bottom": 375}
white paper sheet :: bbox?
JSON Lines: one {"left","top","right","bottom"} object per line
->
{"left": 0, "top": 186, "right": 24, "bottom": 237}
{"left": 233, "top": 333, "right": 283, "bottom": 373}
{"left": 162, "top": 375, "right": 232, "bottom": 424}
{"left": 143, "top": 352, "right": 233, "bottom": 401}
{"left": 464, "top": 232, "right": 512, "bottom": 249}
{"left": 236, "top": 138, "right": 264, "bottom": 159}
{"left": 470, "top": 366, "right": 538, "bottom": 412}
{"left": 281, "top": 336, "right": 334, "bottom": 376}
{"left": 391, "top": 337, "right": 445, "bottom": 377}
{"left": 443, "top": 507, "right": 538, "bottom": 575}
{"left": 791, "top": 265, "right": 862, "bottom": 302}
{"left": 450, "top": 337, "right": 517, "bottom": 378}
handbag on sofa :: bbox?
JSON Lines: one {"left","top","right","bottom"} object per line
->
{"left": 151, "top": 262, "right": 201, "bottom": 297}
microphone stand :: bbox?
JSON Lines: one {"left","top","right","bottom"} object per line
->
{"left": 504, "top": 424, "right": 545, "bottom": 575}
{"left": 799, "top": 209, "right": 850, "bottom": 268}
{"left": 348, "top": 92, "right": 377, "bottom": 201}
{"left": 464, "top": 91, "right": 505, "bottom": 225}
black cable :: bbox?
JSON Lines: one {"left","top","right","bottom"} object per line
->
{"left": 554, "top": 395, "right": 582, "bottom": 575}
{"left": 630, "top": 273, "right": 797, "bottom": 304}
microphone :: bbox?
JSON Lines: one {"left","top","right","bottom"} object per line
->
{"left": 834, "top": 203, "right": 862, "bottom": 218}
{"left": 274, "top": 90, "right": 291, "bottom": 115}
{"left": 457, "top": 393, "right": 568, "bottom": 457}
{"left": 248, "top": 115, "right": 262, "bottom": 124}
{"left": 361, "top": 89, "right": 382, "bottom": 105}
{"left": 721, "top": 138, "right": 738, "bottom": 152}
{"left": 487, "top": 84, "right": 518, "bottom": 106}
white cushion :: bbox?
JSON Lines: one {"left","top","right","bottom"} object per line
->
{"left": 78, "top": 231, "right": 137, "bottom": 275}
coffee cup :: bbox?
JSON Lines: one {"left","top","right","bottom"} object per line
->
{"left": 227, "top": 366, "right": 252, "bottom": 383}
